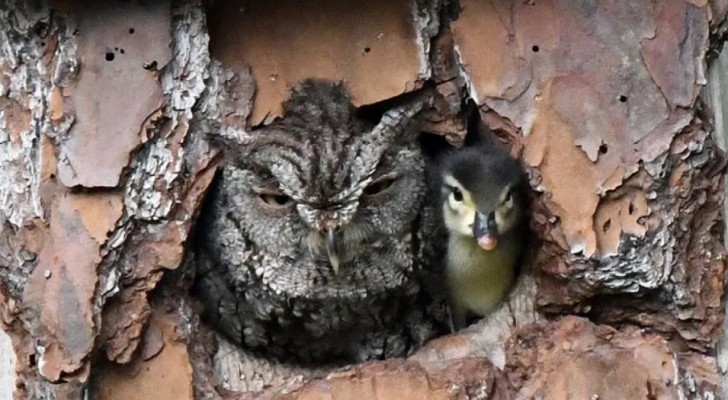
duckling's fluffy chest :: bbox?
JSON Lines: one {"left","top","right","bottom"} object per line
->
{"left": 445, "top": 234, "right": 519, "bottom": 315}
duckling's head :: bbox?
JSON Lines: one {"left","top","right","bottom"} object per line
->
{"left": 440, "top": 146, "right": 525, "bottom": 251}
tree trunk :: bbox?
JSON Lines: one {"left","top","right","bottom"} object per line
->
{"left": 0, "top": 0, "right": 726, "bottom": 399}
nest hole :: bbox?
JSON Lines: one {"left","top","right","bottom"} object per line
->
{"left": 187, "top": 74, "right": 541, "bottom": 392}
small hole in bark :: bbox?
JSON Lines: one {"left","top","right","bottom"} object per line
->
{"left": 120, "top": 48, "right": 125, "bottom": 54}
{"left": 40, "top": 41, "right": 46, "bottom": 47}
{"left": 531, "top": 45, "right": 540, "bottom": 52}
{"left": 33, "top": 22, "right": 49, "bottom": 38}
{"left": 72, "top": 29, "right": 80, "bottom": 36}
{"left": 619, "top": 95, "right": 628, "bottom": 103}
{"left": 599, "top": 143, "right": 608, "bottom": 154}
{"left": 646, "top": 381, "right": 657, "bottom": 400}
{"left": 28, "top": 354, "right": 36, "bottom": 367}
{"left": 129, "top": 28, "right": 135, "bottom": 34}
{"left": 143, "top": 60, "right": 158, "bottom": 70}
{"left": 628, "top": 202, "right": 635, "bottom": 215}
{"left": 602, "top": 219, "right": 611, "bottom": 232}
{"left": 364, "top": 46, "right": 371, "bottom": 53}
{"left": 105, "top": 52, "right": 115, "bottom": 61}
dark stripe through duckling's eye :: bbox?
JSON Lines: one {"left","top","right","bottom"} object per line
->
{"left": 364, "top": 177, "right": 396, "bottom": 196}
{"left": 446, "top": 185, "right": 463, "bottom": 202}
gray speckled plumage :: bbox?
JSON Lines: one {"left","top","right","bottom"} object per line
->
{"left": 193, "top": 80, "right": 448, "bottom": 364}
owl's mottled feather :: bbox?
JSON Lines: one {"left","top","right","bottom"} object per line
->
{"left": 193, "top": 80, "right": 447, "bottom": 363}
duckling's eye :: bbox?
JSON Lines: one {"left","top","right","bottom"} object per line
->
{"left": 451, "top": 187, "right": 463, "bottom": 202}
{"left": 364, "top": 177, "right": 396, "bottom": 196}
{"left": 503, "top": 191, "right": 513, "bottom": 209}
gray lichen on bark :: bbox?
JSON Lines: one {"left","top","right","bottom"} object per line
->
{"left": 0, "top": 2, "right": 48, "bottom": 230}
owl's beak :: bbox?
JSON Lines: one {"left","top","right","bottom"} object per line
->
{"left": 325, "top": 228, "right": 340, "bottom": 274}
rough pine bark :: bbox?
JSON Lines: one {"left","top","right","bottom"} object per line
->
{"left": 0, "top": 0, "right": 726, "bottom": 399}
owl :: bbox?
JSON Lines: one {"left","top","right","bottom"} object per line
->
{"left": 193, "top": 79, "right": 447, "bottom": 363}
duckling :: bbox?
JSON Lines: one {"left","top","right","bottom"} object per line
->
{"left": 439, "top": 144, "right": 527, "bottom": 329}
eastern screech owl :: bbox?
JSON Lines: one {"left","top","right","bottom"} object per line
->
{"left": 193, "top": 79, "right": 446, "bottom": 363}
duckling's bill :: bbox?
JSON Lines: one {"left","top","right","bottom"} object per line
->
{"left": 477, "top": 233, "right": 498, "bottom": 250}
{"left": 473, "top": 211, "right": 498, "bottom": 250}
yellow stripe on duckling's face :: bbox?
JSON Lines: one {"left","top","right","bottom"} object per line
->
{"left": 494, "top": 183, "right": 519, "bottom": 233}
{"left": 442, "top": 175, "right": 477, "bottom": 237}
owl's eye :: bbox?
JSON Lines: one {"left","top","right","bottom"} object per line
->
{"left": 258, "top": 192, "right": 294, "bottom": 208}
{"left": 451, "top": 187, "right": 463, "bottom": 202}
{"left": 364, "top": 177, "right": 396, "bottom": 196}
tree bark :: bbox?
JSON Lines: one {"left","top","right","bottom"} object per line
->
{"left": 0, "top": 0, "right": 726, "bottom": 399}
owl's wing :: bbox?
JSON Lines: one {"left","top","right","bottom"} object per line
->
{"left": 191, "top": 174, "right": 275, "bottom": 349}
{"left": 410, "top": 152, "right": 451, "bottom": 333}
{"left": 193, "top": 248, "right": 244, "bottom": 339}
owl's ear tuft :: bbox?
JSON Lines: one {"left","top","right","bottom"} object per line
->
{"left": 372, "top": 100, "right": 425, "bottom": 145}
{"left": 205, "top": 130, "right": 252, "bottom": 165}
{"left": 397, "top": 114, "right": 424, "bottom": 143}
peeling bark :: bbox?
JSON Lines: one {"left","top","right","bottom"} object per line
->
{"left": 452, "top": 0, "right": 726, "bottom": 356}
{"left": 505, "top": 316, "right": 687, "bottom": 399}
